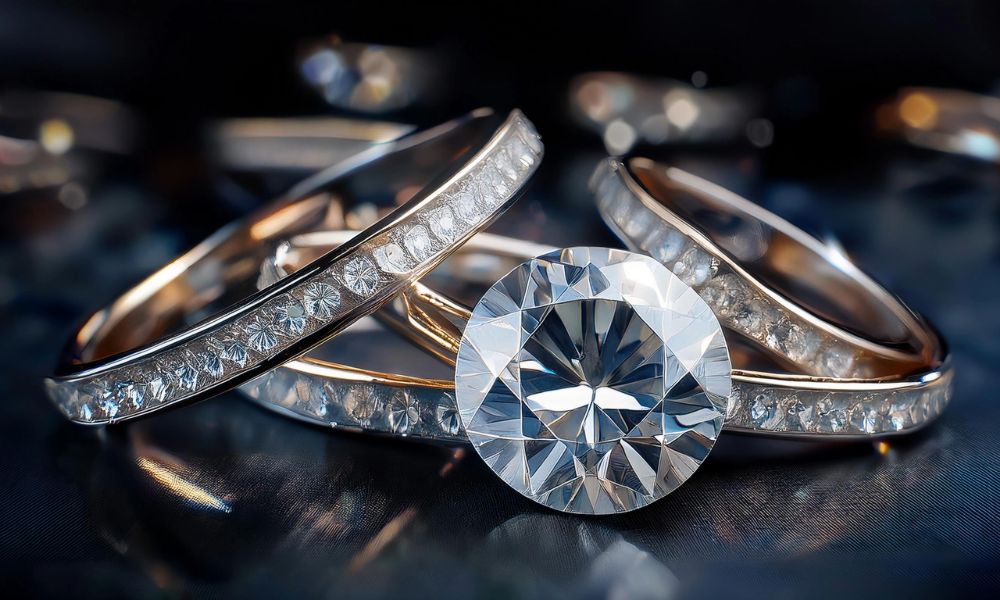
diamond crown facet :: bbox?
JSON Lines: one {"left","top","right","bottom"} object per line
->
{"left": 454, "top": 247, "right": 732, "bottom": 514}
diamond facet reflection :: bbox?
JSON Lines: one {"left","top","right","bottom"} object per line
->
{"left": 455, "top": 247, "right": 732, "bottom": 514}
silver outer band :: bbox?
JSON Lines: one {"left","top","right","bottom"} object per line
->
{"left": 241, "top": 231, "right": 952, "bottom": 441}
{"left": 591, "top": 158, "right": 945, "bottom": 381}
{"left": 45, "top": 110, "right": 543, "bottom": 424}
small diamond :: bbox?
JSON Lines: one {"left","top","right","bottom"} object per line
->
{"left": 750, "top": 393, "right": 784, "bottom": 429}
{"left": 373, "top": 243, "right": 410, "bottom": 274}
{"left": 672, "top": 247, "right": 715, "bottom": 286}
{"left": 785, "top": 325, "right": 822, "bottom": 363}
{"left": 245, "top": 318, "right": 279, "bottom": 353}
{"left": 435, "top": 397, "right": 462, "bottom": 436}
{"left": 197, "top": 349, "right": 225, "bottom": 378}
{"left": 698, "top": 274, "right": 745, "bottom": 317}
{"left": 731, "top": 301, "right": 763, "bottom": 334}
{"left": 849, "top": 403, "right": 881, "bottom": 434}
{"left": 343, "top": 256, "right": 380, "bottom": 295}
{"left": 510, "top": 136, "right": 535, "bottom": 168}
{"left": 343, "top": 384, "right": 381, "bottom": 427}
{"left": 89, "top": 382, "right": 118, "bottom": 419}
{"left": 480, "top": 164, "right": 510, "bottom": 198}
{"left": 302, "top": 282, "right": 340, "bottom": 319}
{"left": 788, "top": 398, "right": 816, "bottom": 431}
{"left": 520, "top": 130, "right": 542, "bottom": 154}
{"left": 403, "top": 225, "right": 433, "bottom": 261}
{"left": 496, "top": 150, "right": 519, "bottom": 180}
{"left": 889, "top": 395, "right": 915, "bottom": 430}
{"left": 165, "top": 357, "right": 199, "bottom": 392}
{"left": 275, "top": 297, "right": 308, "bottom": 335}
{"left": 818, "top": 345, "right": 855, "bottom": 377}
{"left": 388, "top": 391, "right": 420, "bottom": 434}
{"left": 816, "top": 394, "right": 848, "bottom": 432}
{"left": 622, "top": 208, "right": 652, "bottom": 239}
{"left": 646, "top": 227, "right": 688, "bottom": 263}
{"left": 452, "top": 189, "right": 479, "bottom": 221}
{"left": 114, "top": 380, "right": 147, "bottom": 411}
{"left": 147, "top": 374, "right": 172, "bottom": 403}
{"left": 429, "top": 207, "right": 457, "bottom": 241}
{"left": 219, "top": 339, "right": 249, "bottom": 367}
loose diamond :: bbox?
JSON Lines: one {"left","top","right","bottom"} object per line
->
{"left": 373, "top": 243, "right": 410, "bottom": 274}
{"left": 302, "top": 282, "right": 340, "bottom": 319}
{"left": 275, "top": 297, "right": 308, "bottom": 334}
{"left": 455, "top": 247, "right": 731, "bottom": 514}
{"left": 343, "top": 256, "right": 379, "bottom": 295}
{"left": 403, "top": 225, "right": 433, "bottom": 261}
{"left": 429, "top": 207, "right": 457, "bottom": 241}
{"left": 245, "top": 318, "right": 279, "bottom": 353}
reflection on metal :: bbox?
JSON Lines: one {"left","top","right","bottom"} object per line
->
{"left": 570, "top": 72, "right": 762, "bottom": 153}
{"left": 135, "top": 456, "right": 233, "bottom": 514}
{"left": 300, "top": 38, "right": 441, "bottom": 112}
{"left": 879, "top": 87, "right": 1000, "bottom": 162}
{"left": 209, "top": 117, "right": 414, "bottom": 173}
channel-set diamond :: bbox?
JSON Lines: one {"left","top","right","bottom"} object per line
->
{"left": 48, "top": 113, "right": 544, "bottom": 424}
{"left": 455, "top": 247, "right": 732, "bottom": 514}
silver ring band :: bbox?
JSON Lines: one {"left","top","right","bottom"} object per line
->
{"left": 592, "top": 157, "right": 945, "bottom": 380}
{"left": 45, "top": 109, "right": 543, "bottom": 424}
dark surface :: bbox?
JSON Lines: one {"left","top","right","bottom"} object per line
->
{"left": 2, "top": 2, "right": 1000, "bottom": 598}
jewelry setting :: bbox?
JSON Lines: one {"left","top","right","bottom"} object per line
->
{"left": 46, "top": 109, "right": 952, "bottom": 516}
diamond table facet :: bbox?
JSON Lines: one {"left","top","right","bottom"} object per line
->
{"left": 454, "top": 247, "right": 732, "bottom": 514}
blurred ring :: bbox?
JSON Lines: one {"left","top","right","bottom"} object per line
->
{"left": 45, "top": 109, "right": 543, "bottom": 424}
{"left": 879, "top": 87, "right": 1000, "bottom": 162}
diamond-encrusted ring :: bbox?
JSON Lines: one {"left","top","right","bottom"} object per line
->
{"left": 242, "top": 231, "right": 951, "bottom": 515}
{"left": 592, "top": 157, "right": 949, "bottom": 383}
{"left": 44, "top": 109, "right": 544, "bottom": 424}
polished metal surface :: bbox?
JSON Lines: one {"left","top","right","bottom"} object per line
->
{"left": 45, "top": 109, "right": 543, "bottom": 424}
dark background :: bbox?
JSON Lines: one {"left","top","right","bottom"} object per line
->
{"left": 1, "top": 1, "right": 999, "bottom": 598}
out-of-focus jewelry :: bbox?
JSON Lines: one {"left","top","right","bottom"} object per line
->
{"left": 45, "top": 109, "right": 543, "bottom": 424}
{"left": 878, "top": 87, "right": 1000, "bottom": 162}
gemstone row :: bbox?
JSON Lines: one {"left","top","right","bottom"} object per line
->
{"left": 48, "top": 115, "right": 543, "bottom": 423}
{"left": 241, "top": 366, "right": 951, "bottom": 441}
{"left": 592, "top": 161, "right": 866, "bottom": 379}
{"left": 727, "top": 370, "right": 952, "bottom": 435}
{"left": 241, "top": 369, "right": 465, "bottom": 442}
